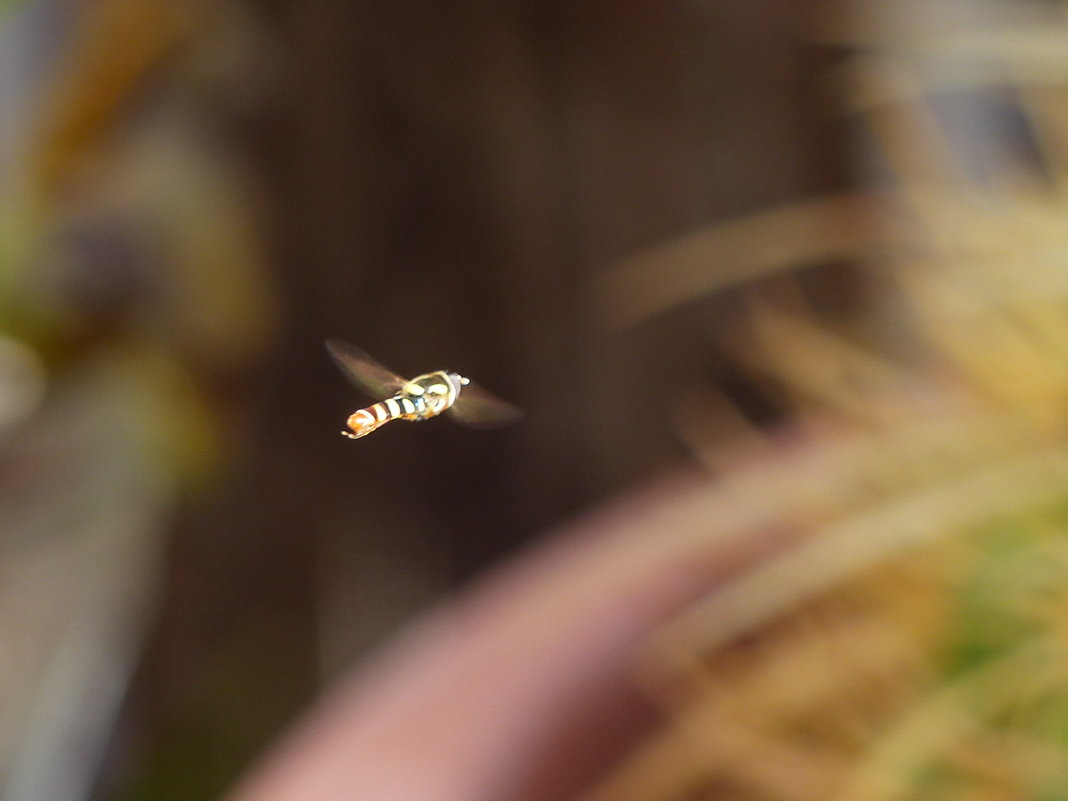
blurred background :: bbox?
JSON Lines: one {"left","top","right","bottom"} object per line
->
{"left": 7, "top": 0, "right": 1068, "bottom": 800}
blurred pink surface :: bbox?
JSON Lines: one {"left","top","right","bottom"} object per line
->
{"left": 225, "top": 476, "right": 775, "bottom": 801}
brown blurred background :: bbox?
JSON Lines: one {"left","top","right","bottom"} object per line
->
{"left": 0, "top": 2, "right": 848, "bottom": 799}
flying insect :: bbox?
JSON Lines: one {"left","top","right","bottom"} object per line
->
{"left": 326, "top": 339, "right": 522, "bottom": 439}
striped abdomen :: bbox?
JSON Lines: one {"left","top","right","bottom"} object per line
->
{"left": 344, "top": 394, "right": 426, "bottom": 439}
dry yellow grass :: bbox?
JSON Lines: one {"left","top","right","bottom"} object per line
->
{"left": 586, "top": 2, "right": 1068, "bottom": 799}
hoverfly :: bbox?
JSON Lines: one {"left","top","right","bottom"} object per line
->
{"left": 326, "top": 339, "right": 522, "bottom": 439}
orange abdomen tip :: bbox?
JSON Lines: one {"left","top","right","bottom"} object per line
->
{"left": 346, "top": 408, "right": 380, "bottom": 438}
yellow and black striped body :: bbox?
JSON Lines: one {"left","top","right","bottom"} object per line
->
{"left": 327, "top": 339, "right": 519, "bottom": 440}
{"left": 343, "top": 370, "right": 463, "bottom": 439}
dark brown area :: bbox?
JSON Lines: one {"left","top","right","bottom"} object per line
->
{"left": 102, "top": 3, "right": 848, "bottom": 799}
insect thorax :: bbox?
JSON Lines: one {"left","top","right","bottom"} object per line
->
{"left": 402, "top": 370, "right": 462, "bottom": 417}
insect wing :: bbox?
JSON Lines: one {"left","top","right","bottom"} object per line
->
{"left": 447, "top": 382, "right": 523, "bottom": 427}
{"left": 325, "top": 339, "right": 408, "bottom": 398}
